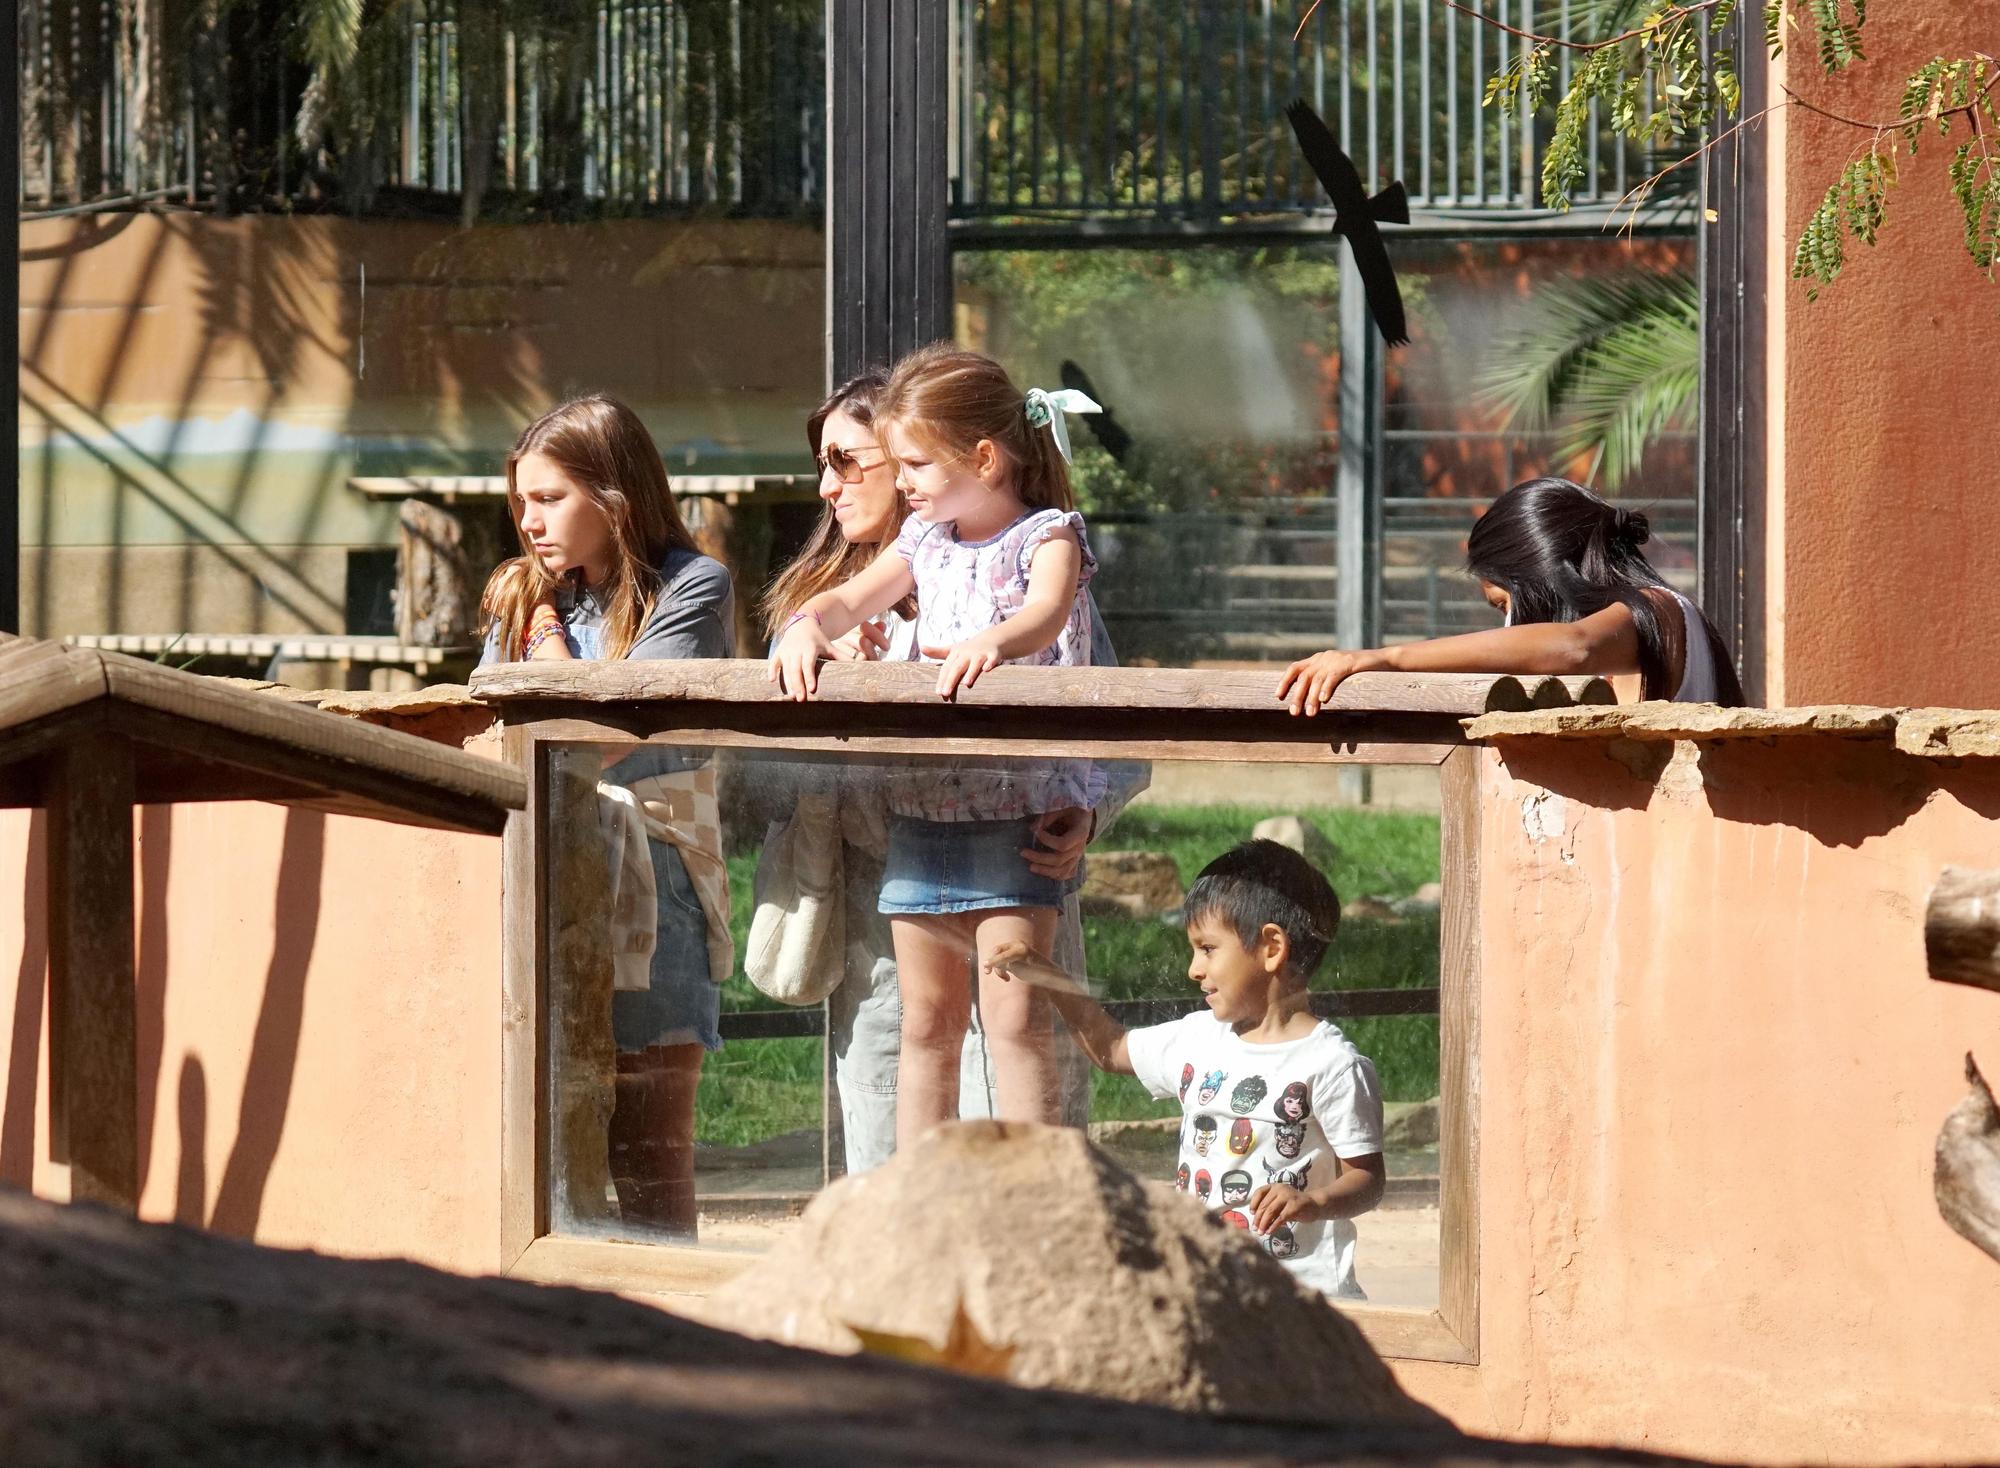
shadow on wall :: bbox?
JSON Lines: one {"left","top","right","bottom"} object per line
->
{"left": 0, "top": 805, "right": 327, "bottom": 1239}
{"left": 1494, "top": 734, "right": 2000, "bottom": 849}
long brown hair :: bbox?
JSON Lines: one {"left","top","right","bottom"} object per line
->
{"left": 876, "top": 344, "right": 1075, "bottom": 513}
{"left": 480, "top": 394, "right": 699, "bottom": 661}
{"left": 758, "top": 370, "right": 916, "bottom": 637}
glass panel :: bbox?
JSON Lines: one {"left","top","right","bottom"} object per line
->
{"left": 955, "top": 233, "right": 1696, "bottom": 668}
{"left": 544, "top": 738, "right": 1443, "bottom": 1311}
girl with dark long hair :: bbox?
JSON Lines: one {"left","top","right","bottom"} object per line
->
{"left": 1278, "top": 477, "right": 1745, "bottom": 714}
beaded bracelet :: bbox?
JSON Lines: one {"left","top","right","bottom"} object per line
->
{"left": 523, "top": 621, "right": 566, "bottom": 658}
{"left": 783, "top": 609, "right": 822, "bottom": 634}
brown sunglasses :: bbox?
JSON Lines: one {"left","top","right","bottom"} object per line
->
{"left": 816, "top": 442, "right": 887, "bottom": 484}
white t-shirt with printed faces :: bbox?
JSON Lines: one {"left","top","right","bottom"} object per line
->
{"left": 1126, "top": 1013, "right": 1385, "bottom": 1300}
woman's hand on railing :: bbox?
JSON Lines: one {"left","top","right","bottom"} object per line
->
{"left": 1021, "top": 805, "right": 1092, "bottom": 882}
{"left": 768, "top": 616, "right": 836, "bottom": 700}
{"left": 828, "top": 619, "right": 891, "bottom": 663}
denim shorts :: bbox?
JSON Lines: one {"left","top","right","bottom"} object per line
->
{"left": 610, "top": 837, "right": 723, "bottom": 1054}
{"left": 878, "top": 815, "right": 1079, "bottom": 916}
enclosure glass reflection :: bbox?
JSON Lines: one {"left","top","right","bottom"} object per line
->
{"left": 544, "top": 739, "right": 1444, "bottom": 1312}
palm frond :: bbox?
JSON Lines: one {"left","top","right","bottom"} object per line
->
{"left": 1478, "top": 269, "right": 1699, "bottom": 489}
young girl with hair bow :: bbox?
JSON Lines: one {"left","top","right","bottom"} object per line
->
{"left": 767, "top": 343, "right": 1106, "bottom": 1146}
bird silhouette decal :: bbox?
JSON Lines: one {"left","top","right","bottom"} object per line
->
{"left": 1058, "top": 360, "right": 1134, "bottom": 466}
{"left": 1284, "top": 99, "right": 1411, "bottom": 348}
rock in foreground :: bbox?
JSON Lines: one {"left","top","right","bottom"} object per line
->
{"left": 704, "top": 1120, "right": 1429, "bottom": 1425}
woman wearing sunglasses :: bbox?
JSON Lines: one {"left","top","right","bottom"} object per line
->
{"left": 748, "top": 370, "right": 1144, "bottom": 1173}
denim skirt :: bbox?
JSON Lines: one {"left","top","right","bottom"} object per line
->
{"left": 878, "top": 815, "right": 1078, "bottom": 916}
{"left": 610, "top": 837, "right": 723, "bottom": 1053}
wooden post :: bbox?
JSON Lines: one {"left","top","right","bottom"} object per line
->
{"left": 1927, "top": 866, "right": 2000, "bottom": 993}
{"left": 46, "top": 731, "right": 139, "bottom": 1209}
{"left": 1927, "top": 868, "right": 2000, "bottom": 1265}
{"left": 396, "top": 499, "right": 507, "bottom": 647}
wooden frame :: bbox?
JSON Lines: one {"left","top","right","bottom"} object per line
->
{"left": 482, "top": 662, "right": 1541, "bottom": 1359}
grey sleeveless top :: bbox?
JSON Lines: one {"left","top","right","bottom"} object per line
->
{"left": 1670, "top": 591, "right": 1722, "bottom": 704}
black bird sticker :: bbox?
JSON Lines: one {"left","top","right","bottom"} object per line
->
{"left": 1058, "top": 360, "right": 1134, "bottom": 466}
{"left": 1284, "top": 99, "right": 1411, "bottom": 348}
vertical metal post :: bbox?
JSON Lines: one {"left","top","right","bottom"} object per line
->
{"left": 1698, "top": 6, "right": 1767, "bottom": 701}
{"left": 826, "top": 0, "right": 952, "bottom": 385}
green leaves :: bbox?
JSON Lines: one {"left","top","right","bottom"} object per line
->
{"left": 1791, "top": 150, "right": 1892, "bottom": 298}
{"left": 1790, "top": 54, "right": 1999, "bottom": 295}
{"left": 1477, "top": 2, "right": 1997, "bottom": 296}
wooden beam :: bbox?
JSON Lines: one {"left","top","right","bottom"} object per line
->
{"left": 471, "top": 658, "right": 1609, "bottom": 718}
{"left": 1927, "top": 867, "right": 2000, "bottom": 993}
{"left": 45, "top": 731, "right": 139, "bottom": 1209}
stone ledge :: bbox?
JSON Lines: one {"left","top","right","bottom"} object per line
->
{"left": 1462, "top": 703, "right": 1901, "bottom": 743}
{"left": 1895, "top": 708, "right": 2000, "bottom": 760}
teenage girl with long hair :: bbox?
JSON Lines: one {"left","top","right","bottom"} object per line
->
{"left": 480, "top": 394, "right": 735, "bottom": 1237}
{"left": 1277, "top": 477, "right": 1746, "bottom": 714}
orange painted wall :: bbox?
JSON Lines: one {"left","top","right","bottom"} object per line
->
{"left": 1394, "top": 736, "right": 2000, "bottom": 1462}
{"left": 1770, "top": 11, "right": 2000, "bottom": 707}
{"left": 0, "top": 739, "right": 508, "bottom": 1273}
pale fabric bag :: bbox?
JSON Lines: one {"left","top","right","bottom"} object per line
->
{"left": 744, "top": 792, "right": 848, "bottom": 1006}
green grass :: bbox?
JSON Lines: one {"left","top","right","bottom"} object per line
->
{"left": 694, "top": 804, "right": 1442, "bottom": 1146}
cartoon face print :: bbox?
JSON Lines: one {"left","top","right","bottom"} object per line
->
{"left": 1228, "top": 1076, "right": 1269, "bottom": 1115}
{"left": 1192, "top": 1115, "right": 1217, "bottom": 1156}
{"left": 1274, "top": 1120, "right": 1307, "bottom": 1159}
{"left": 1277, "top": 1081, "right": 1313, "bottom": 1123}
{"left": 1227, "top": 1117, "right": 1256, "bottom": 1157}
{"left": 1220, "top": 1210, "right": 1251, "bottom": 1230}
{"left": 1198, "top": 1069, "right": 1227, "bottom": 1104}
{"left": 1179, "top": 1062, "right": 1195, "bottom": 1102}
{"left": 1194, "top": 1169, "right": 1213, "bottom": 1202}
{"left": 1176, "top": 1163, "right": 1190, "bottom": 1192}
{"left": 1220, "top": 1170, "right": 1252, "bottom": 1207}
{"left": 1260, "top": 1157, "right": 1313, "bottom": 1190}
{"left": 1266, "top": 1223, "right": 1299, "bottom": 1259}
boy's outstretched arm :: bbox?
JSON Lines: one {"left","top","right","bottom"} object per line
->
{"left": 984, "top": 940, "right": 1133, "bottom": 1075}
{"left": 1248, "top": 1151, "right": 1387, "bottom": 1233}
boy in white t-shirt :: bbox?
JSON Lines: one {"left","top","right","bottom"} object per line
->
{"left": 986, "top": 839, "right": 1386, "bottom": 1298}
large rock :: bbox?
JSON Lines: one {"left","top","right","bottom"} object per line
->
{"left": 702, "top": 1120, "right": 1432, "bottom": 1425}
{"left": 1252, "top": 816, "right": 1339, "bottom": 873}
{"left": 1079, "top": 850, "right": 1186, "bottom": 918}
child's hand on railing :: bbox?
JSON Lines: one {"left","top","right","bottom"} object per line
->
{"left": 921, "top": 631, "right": 1005, "bottom": 700}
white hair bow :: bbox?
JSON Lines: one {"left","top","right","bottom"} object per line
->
{"left": 1022, "top": 386, "right": 1103, "bottom": 464}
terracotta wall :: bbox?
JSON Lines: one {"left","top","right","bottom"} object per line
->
{"left": 0, "top": 711, "right": 510, "bottom": 1274}
{"left": 1768, "top": 10, "right": 2000, "bottom": 707}
{"left": 1395, "top": 728, "right": 2000, "bottom": 1462}
{"left": 15, "top": 214, "right": 823, "bottom": 638}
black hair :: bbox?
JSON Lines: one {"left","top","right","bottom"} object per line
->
{"left": 1183, "top": 839, "right": 1341, "bottom": 981}
{"left": 1466, "top": 477, "right": 1745, "bottom": 706}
